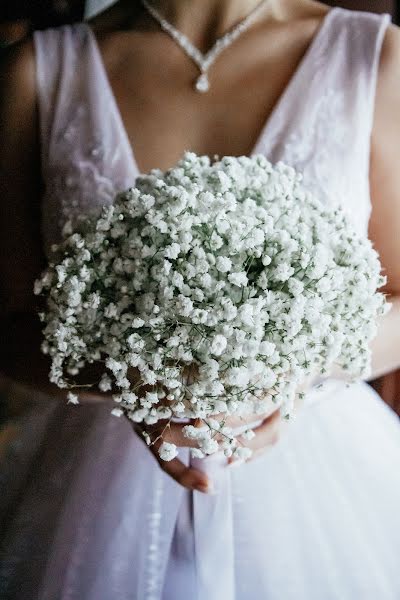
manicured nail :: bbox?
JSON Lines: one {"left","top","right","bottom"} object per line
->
{"left": 206, "top": 481, "right": 217, "bottom": 495}
{"left": 195, "top": 481, "right": 215, "bottom": 494}
{"left": 229, "top": 459, "right": 244, "bottom": 469}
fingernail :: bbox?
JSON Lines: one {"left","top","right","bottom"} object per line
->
{"left": 229, "top": 459, "right": 244, "bottom": 469}
{"left": 195, "top": 481, "right": 215, "bottom": 494}
{"left": 206, "top": 481, "right": 217, "bottom": 495}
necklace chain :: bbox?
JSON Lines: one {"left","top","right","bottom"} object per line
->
{"left": 141, "top": 0, "right": 268, "bottom": 93}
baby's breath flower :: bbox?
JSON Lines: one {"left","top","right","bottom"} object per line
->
{"left": 158, "top": 442, "right": 178, "bottom": 461}
{"left": 67, "top": 392, "right": 79, "bottom": 405}
{"left": 111, "top": 407, "right": 123, "bottom": 417}
{"left": 36, "top": 153, "right": 388, "bottom": 461}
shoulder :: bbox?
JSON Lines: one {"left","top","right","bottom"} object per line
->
{"left": 368, "top": 21, "right": 400, "bottom": 292}
{"left": 320, "top": 8, "right": 399, "bottom": 130}
{"left": 327, "top": 4, "right": 390, "bottom": 24}
{"left": 0, "top": 36, "right": 36, "bottom": 104}
{"left": 377, "top": 21, "right": 400, "bottom": 91}
{"left": 323, "top": 5, "right": 392, "bottom": 49}
{"left": 0, "top": 24, "right": 81, "bottom": 106}
{"left": 373, "top": 21, "right": 400, "bottom": 144}
{"left": 0, "top": 37, "right": 37, "bottom": 140}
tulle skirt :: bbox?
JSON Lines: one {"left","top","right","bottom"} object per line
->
{"left": 1, "top": 377, "right": 400, "bottom": 600}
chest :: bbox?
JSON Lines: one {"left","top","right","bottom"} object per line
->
{"left": 38, "top": 11, "right": 376, "bottom": 254}
{"left": 96, "top": 22, "right": 327, "bottom": 172}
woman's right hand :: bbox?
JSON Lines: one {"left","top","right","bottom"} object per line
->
{"left": 130, "top": 396, "right": 281, "bottom": 493}
{"left": 129, "top": 371, "right": 319, "bottom": 492}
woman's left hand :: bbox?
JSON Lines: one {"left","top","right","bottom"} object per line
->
{"left": 227, "top": 407, "right": 283, "bottom": 465}
{"left": 227, "top": 373, "right": 317, "bottom": 466}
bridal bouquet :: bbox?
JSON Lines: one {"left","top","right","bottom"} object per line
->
{"left": 35, "top": 153, "right": 388, "bottom": 461}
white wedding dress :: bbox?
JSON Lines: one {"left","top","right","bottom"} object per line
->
{"left": 1, "top": 7, "right": 400, "bottom": 600}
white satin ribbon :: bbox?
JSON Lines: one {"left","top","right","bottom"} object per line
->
{"left": 191, "top": 452, "right": 235, "bottom": 600}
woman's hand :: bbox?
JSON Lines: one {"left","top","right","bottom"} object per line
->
{"left": 129, "top": 372, "right": 316, "bottom": 492}
{"left": 130, "top": 402, "right": 283, "bottom": 493}
{"left": 228, "top": 371, "right": 318, "bottom": 465}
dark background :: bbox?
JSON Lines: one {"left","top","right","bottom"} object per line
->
{"left": 1, "top": 0, "right": 399, "bottom": 413}
{"left": 0, "top": 0, "right": 398, "bottom": 46}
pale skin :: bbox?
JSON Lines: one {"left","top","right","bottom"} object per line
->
{"left": 0, "top": 0, "right": 399, "bottom": 494}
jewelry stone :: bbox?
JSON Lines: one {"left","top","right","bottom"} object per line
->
{"left": 141, "top": 0, "right": 268, "bottom": 93}
{"left": 195, "top": 73, "right": 210, "bottom": 93}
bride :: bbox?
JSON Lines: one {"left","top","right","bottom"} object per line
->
{"left": 1, "top": 0, "right": 400, "bottom": 598}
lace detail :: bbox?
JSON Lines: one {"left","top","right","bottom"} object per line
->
{"left": 42, "top": 102, "right": 130, "bottom": 252}
{"left": 35, "top": 25, "right": 136, "bottom": 254}
{"left": 35, "top": 11, "right": 389, "bottom": 253}
{"left": 256, "top": 84, "right": 372, "bottom": 236}
{"left": 281, "top": 89, "right": 348, "bottom": 186}
{"left": 280, "top": 88, "right": 368, "bottom": 231}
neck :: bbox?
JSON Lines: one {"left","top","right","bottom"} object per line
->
{"left": 146, "top": 0, "right": 272, "bottom": 47}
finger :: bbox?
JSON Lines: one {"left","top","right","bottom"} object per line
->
{"left": 240, "top": 409, "right": 281, "bottom": 451}
{"left": 150, "top": 437, "right": 211, "bottom": 493}
{"left": 223, "top": 411, "right": 274, "bottom": 430}
{"left": 132, "top": 421, "right": 211, "bottom": 492}
{"left": 228, "top": 409, "right": 281, "bottom": 464}
{"left": 209, "top": 398, "right": 278, "bottom": 429}
{"left": 143, "top": 421, "right": 201, "bottom": 448}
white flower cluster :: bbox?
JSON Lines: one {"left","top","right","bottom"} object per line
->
{"left": 35, "top": 153, "right": 389, "bottom": 461}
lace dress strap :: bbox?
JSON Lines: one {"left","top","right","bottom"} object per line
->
{"left": 34, "top": 25, "right": 86, "bottom": 172}
{"left": 334, "top": 8, "right": 391, "bottom": 153}
{"left": 256, "top": 8, "right": 391, "bottom": 236}
{"left": 33, "top": 25, "right": 135, "bottom": 255}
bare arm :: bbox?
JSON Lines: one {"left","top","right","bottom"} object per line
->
{"left": 368, "top": 23, "right": 400, "bottom": 379}
{"left": 0, "top": 39, "right": 62, "bottom": 393}
{"left": 0, "top": 40, "right": 212, "bottom": 492}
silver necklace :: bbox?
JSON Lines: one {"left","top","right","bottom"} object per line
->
{"left": 141, "top": 0, "right": 268, "bottom": 93}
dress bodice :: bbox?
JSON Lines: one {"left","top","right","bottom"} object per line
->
{"left": 33, "top": 7, "right": 391, "bottom": 257}
{"left": 2, "top": 12, "right": 400, "bottom": 600}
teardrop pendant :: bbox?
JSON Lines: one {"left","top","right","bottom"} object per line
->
{"left": 195, "top": 73, "right": 210, "bottom": 93}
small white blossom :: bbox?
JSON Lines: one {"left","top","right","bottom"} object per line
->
{"left": 210, "top": 334, "right": 227, "bottom": 356}
{"left": 99, "top": 373, "right": 112, "bottom": 392}
{"left": 104, "top": 303, "right": 118, "bottom": 318}
{"left": 234, "top": 446, "right": 253, "bottom": 460}
{"left": 67, "top": 392, "right": 79, "bottom": 405}
{"left": 158, "top": 442, "right": 179, "bottom": 461}
{"left": 228, "top": 271, "right": 248, "bottom": 287}
{"left": 274, "top": 264, "right": 295, "bottom": 282}
{"left": 216, "top": 256, "right": 232, "bottom": 273}
{"left": 132, "top": 318, "right": 145, "bottom": 328}
{"left": 111, "top": 407, "right": 123, "bottom": 417}
{"left": 199, "top": 437, "right": 219, "bottom": 455}
{"left": 164, "top": 243, "right": 181, "bottom": 260}
{"left": 190, "top": 448, "right": 205, "bottom": 459}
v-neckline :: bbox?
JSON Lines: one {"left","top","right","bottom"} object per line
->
{"left": 86, "top": 6, "right": 338, "bottom": 175}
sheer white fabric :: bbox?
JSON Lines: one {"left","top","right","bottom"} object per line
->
{"left": 1, "top": 8, "right": 400, "bottom": 600}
